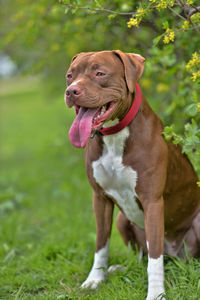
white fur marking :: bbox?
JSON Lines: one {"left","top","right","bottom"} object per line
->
{"left": 70, "top": 79, "right": 82, "bottom": 87}
{"left": 146, "top": 255, "right": 165, "bottom": 300}
{"left": 146, "top": 241, "right": 149, "bottom": 251}
{"left": 81, "top": 240, "right": 109, "bottom": 289}
{"left": 92, "top": 126, "right": 144, "bottom": 229}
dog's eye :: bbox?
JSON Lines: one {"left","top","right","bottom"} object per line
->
{"left": 67, "top": 73, "right": 72, "bottom": 79}
{"left": 96, "top": 72, "right": 106, "bottom": 77}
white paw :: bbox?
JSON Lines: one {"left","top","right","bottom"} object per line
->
{"left": 81, "top": 269, "right": 107, "bottom": 289}
{"left": 81, "top": 278, "right": 104, "bottom": 289}
{"left": 146, "top": 289, "right": 165, "bottom": 300}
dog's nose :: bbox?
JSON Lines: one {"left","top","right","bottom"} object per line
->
{"left": 66, "top": 85, "right": 82, "bottom": 99}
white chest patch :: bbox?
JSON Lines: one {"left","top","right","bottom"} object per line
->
{"left": 92, "top": 127, "right": 144, "bottom": 229}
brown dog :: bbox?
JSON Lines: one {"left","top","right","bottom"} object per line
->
{"left": 65, "top": 50, "right": 200, "bottom": 300}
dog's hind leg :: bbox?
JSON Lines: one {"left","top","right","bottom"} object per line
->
{"left": 178, "top": 211, "right": 200, "bottom": 258}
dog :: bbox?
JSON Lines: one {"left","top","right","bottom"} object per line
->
{"left": 65, "top": 50, "right": 200, "bottom": 300}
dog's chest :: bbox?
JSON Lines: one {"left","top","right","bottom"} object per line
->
{"left": 92, "top": 127, "right": 144, "bottom": 229}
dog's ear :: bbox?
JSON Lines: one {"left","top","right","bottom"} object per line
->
{"left": 71, "top": 54, "right": 79, "bottom": 62}
{"left": 113, "top": 50, "right": 145, "bottom": 93}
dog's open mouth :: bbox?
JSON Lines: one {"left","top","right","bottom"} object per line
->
{"left": 69, "top": 101, "right": 117, "bottom": 148}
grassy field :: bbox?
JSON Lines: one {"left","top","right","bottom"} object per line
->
{"left": 0, "top": 77, "right": 200, "bottom": 300}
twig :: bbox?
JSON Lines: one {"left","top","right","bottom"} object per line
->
{"left": 183, "top": 25, "right": 200, "bottom": 31}
{"left": 59, "top": 0, "right": 136, "bottom": 16}
{"left": 175, "top": 0, "right": 184, "bottom": 8}
{"left": 178, "top": 24, "right": 200, "bottom": 32}
{"left": 168, "top": 6, "right": 187, "bottom": 21}
{"left": 188, "top": 6, "right": 200, "bottom": 18}
{"left": 59, "top": 1, "right": 157, "bottom": 17}
{"left": 188, "top": 18, "right": 200, "bottom": 35}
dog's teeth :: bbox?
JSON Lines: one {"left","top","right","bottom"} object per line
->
{"left": 102, "top": 106, "right": 106, "bottom": 112}
{"left": 95, "top": 110, "right": 105, "bottom": 121}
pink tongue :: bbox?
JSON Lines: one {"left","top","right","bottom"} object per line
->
{"left": 69, "top": 107, "right": 99, "bottom": 148}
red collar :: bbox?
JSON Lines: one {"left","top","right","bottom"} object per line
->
{"left": 99, "top": 83, "right": 142, "bottom": 136}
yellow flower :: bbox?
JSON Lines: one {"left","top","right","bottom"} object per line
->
{"left": 169, "top": 0, "right": 175, "bottom": 6}
{"left": 163, "top": 28, "right": 175, "bottom": 44}
{"left": 163, "top": 35, "right": 170, "bottom": 44}
{"left": 156, "top": 0, "right": 175, "bottom": 9}
{"left": 127, "top": 17, "right": 139, "bottom": 28}
{"left": 169, "top": 30, "right": 175, "bottom": 42}
{"left": 127, "top": 8, "right": 146, "bottom": 28}
{"left": 197, "top": 181, "right": 200, "bottom": 187}
{"left": 186, "top": 52, "right": 200, "bottom": 81}
{"left": 157, "top": 0, "right": 168, "bottom": 9}
{"left": 186, "top": 0, "right": 193, "bottom": 4}
{"left": 197, "top": 103, "right": 200, "bottom": 112}
{"left": 181, "top": 20, "right": 190, "bottom": 31}
{"left": 186, "top": 52, "right": 200, "bottom": 70}
{"left": 191, "top": 12, "right": 200, "bottom": 23}
{"left": 191, "top": 70, "right": 200, "bottom": 81}
{"left": 137, "top": 8, "right": 145, "bottom": 16}
{"left": 149, "top": 0, "right": 157, "bottom": 3}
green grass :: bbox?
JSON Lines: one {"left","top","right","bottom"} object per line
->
{"left": 0, "top": 77, "right": 200, "bottom": 299}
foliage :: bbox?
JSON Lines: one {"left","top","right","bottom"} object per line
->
{"left": 0, "top": 78, "right": 200, "bottom": 299}
{"left": 0, "top": 0, "right": 199, "bottom": 176}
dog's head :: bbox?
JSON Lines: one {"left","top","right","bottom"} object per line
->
{"left": 65, "top": 50, "right": 145, "bottom": 148}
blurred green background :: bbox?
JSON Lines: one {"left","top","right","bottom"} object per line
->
{"left": 0, "top": 0, "right": 200, "bottom": 299}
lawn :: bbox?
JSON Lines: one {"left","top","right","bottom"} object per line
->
{"left": 0, "top": 77, "right": 200, "bottom": 299}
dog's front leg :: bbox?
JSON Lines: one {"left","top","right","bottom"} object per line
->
{"left": 144, "top": 199, "right": 165, "bottom": 300}
{"left": 81, "top": 192, "right": 114, "bottom": 289}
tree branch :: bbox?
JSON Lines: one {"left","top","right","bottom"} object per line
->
{"left": 177, "top": 24, "right": 200, "bottom": 32}
{"left": 188, "top": 6, "right": 200, "bottom": 18}
{"left": 182, "top": 25, "right": 200, "bottom": 31}
{"left": 59, "top": 1, "right": 136, "bottom": 16}
{"left": 188, "top": 18, "right": 200, "bottom": 35}
{"left": 168, "top": 6, "right": 187, "bottom": 21}
{"left": 59, "top": 1, "right": 157, "bottom": 17}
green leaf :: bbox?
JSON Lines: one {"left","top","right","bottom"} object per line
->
{"left": 162, "top": 21, "right": 169, "bottom": 29}
{"left": 163, "top": 125, "right": 175, "bottom": 142}
{"left": 108, "top": 14, "right": 117, "bottom": 20}
{"left": 185, "top": 104, "right": 197, "bottom": 117}
{"left": 172, "top": 135, "right": 183, "bottom": 145}
{"left": 153, "top": 34, "right": 163, "bottom": 47}
{"left": 164, "top": 125, "right": 175, "bottom": 134}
